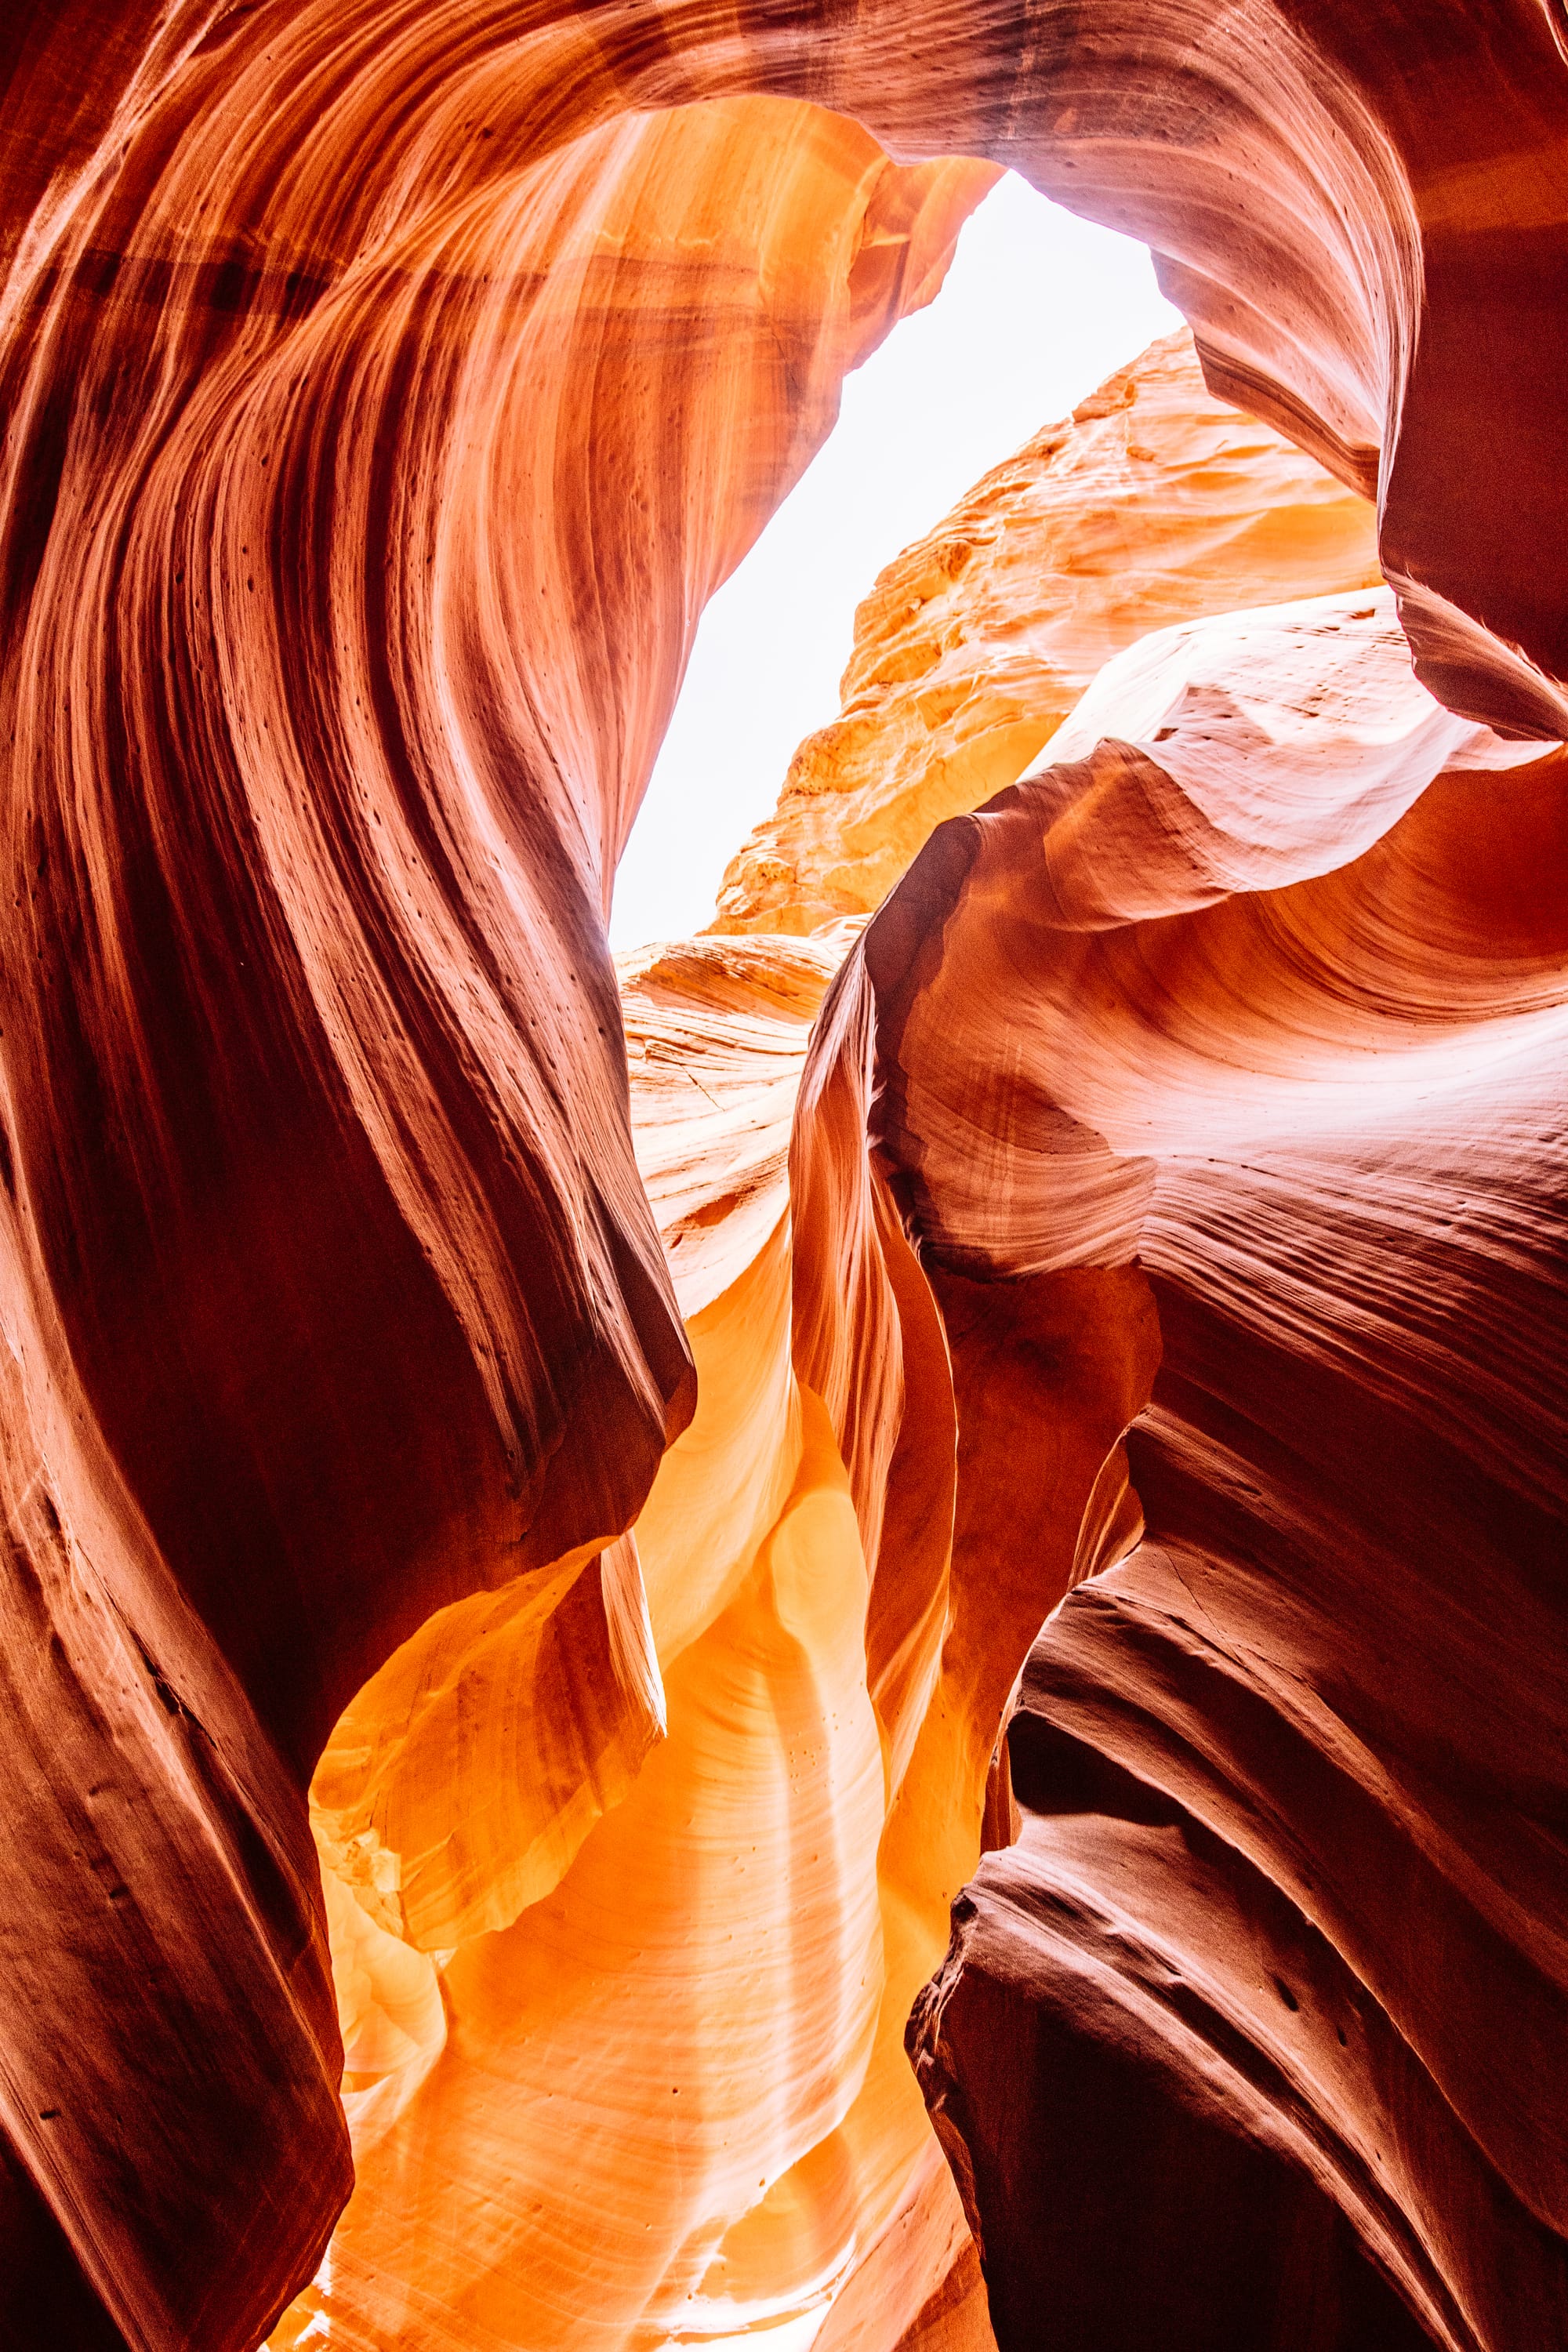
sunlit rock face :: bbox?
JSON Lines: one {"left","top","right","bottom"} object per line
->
{"left": 3, "top": 2, "right": 1568, "bottom": 2349}
{"left": 0, "top": 41, "right": 989, "bottom": 2347}
{"left": 880, "top": 592, "right": 1565, "bottom": 2350}
{"left": 713, "top": 330, "right": 1381, "bottom": 935}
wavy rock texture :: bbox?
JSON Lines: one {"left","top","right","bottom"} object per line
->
{"left": 4, "top": 1, "right": 1568, "bottom": 2348}
{"left": 836, "top": 579, "right": 1568, "bottom": 2352}
{"left": 276, "top": 922, "right": 1010, "bottom": 2352}
{"left": 286, "top": 522, "right": 1555, "bottom": 2342}
{"left": 905, "top": 717, "right": 1568, "bottom": 2348}
{"left": 279, "top": 929, "right": 975, "bottom": 2352}
{"left": 0, "top": 41, "right": 990, "bottom": 2349}
{"left": 714, "top": 329, "right": 1381, "bottom": 935}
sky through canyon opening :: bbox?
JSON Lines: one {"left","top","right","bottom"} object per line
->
{"left": 608, "top": 172, "right": 1181, "bottom": 949}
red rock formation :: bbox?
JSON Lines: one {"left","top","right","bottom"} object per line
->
{"left": 0, "top": 53, "right": 987, "bottom": 2347}
{"left": 4, "top": 1, "right": 1568, "bottom": 2347}
{"left": 889, "top": 615, "right": 1568, "bottom": 2349}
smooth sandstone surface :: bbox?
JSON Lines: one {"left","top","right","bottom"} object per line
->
{"left": 2, "top": 2, "right": 1568, "bottom": 2348}
{"left": 0, "top": 53, "right": 990, "bottom": 2348}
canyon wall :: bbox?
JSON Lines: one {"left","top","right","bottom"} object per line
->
{"left": 0, "top": 53, "right": 992, "bottom": 2347}
{"left": 2, "top": 1, "right": 1566, "bottom": 2347}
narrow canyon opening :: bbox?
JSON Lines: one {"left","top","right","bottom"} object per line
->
{"left": 608, "top": 172, "right": 1178, "bottom": 951}
{"left": 2, "top": 16, "right": 1566, "bottom": 2352}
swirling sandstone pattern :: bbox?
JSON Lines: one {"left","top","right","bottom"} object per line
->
{"left": 889, "top": 597, "right": 1564, "bottom": 2350}
{"left": 2, "top": 1, "right": 1568, "bottom": 2347}
{"left": 0, "top": 40, "right": 989, "bottom": 2347}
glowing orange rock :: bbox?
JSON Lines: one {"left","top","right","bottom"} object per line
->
{"left": 716, "top": 330, "right": 1381, "bottom": 935}
{"left": 279, "top": 938, "right": 888, "bottom": 2350}
{"left": 0, "top": 56, "right": 989, "bottom": 2343}
{"left": 5, "top": 0, "right": 1568, "bottom": 2343}
{"left": 287, "top": 354, "right": 1370, "bottom": 2338}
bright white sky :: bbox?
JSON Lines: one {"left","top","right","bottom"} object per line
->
{"left": 608, "top": 172, "right": 1181, "bottom": 949}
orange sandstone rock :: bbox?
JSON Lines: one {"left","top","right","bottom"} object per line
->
{"left": 4, "top": 1, "right": 1568, "bottom": 2347}
{"left": 280, "top": 926, "right": 988, "bottom": 2351}
{"left": 715, "top": 331, "right": 1381, "bottom": 935}
{"left": 872, "top": 611, "right": 1568, "bottom": 2347}
{"left": 0, "top": 56, "right": 988, "bottom": 2345}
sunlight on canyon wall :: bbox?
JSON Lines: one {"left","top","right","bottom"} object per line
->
{"left": 712, "top": 328, "right": 1382, "bottom": 936}
{"left": 2, "top": 4, "right": 1568, "bottom": 2350}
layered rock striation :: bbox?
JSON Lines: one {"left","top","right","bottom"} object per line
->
{"left": 2, "top": 2, "right": 1568, "bottom": 2348}
{"left": 0, "top": 53, "right": 989, "bottom": 2348}
{"left": 887, "top": 598, "right": 1567, "bottom": 2348}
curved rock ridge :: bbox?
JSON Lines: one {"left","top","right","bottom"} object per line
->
{"left": 3, "top": 71, "right": 985, "bottom": 1764}
{"left": 273, "top": 920, "right": 988, "bottom": 2350}
{"left": 10, "top": 0, "right": 1568, "bottom": 732}
{"left": 715, "top": 330, "right": 1381, "bottom": 936}
{"left": 888, "top": 684, "right": 1568, "bottom": 2342}
{"left": 910, "top": 1030, "right": 1568, "bottom": 2346}
{"left": 4, "top": 0, "right": 1568, "bottom": 2346}
{"left": 863, "top": 585, "right": 1545, "bottom": 1280}
{"left": 0, "top": 56, "right": 990, "bottom": 2347}
{"left": 278, "top": 930, "right": 969, "bottom": 2351}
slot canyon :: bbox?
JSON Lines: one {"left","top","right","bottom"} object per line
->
{"left": 2, "top": 3, "right": 1566, "bottom": 2348}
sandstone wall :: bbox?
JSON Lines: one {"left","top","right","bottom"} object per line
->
{"left": 2, "top": 3, "right": 1566, "bottom": 2347}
